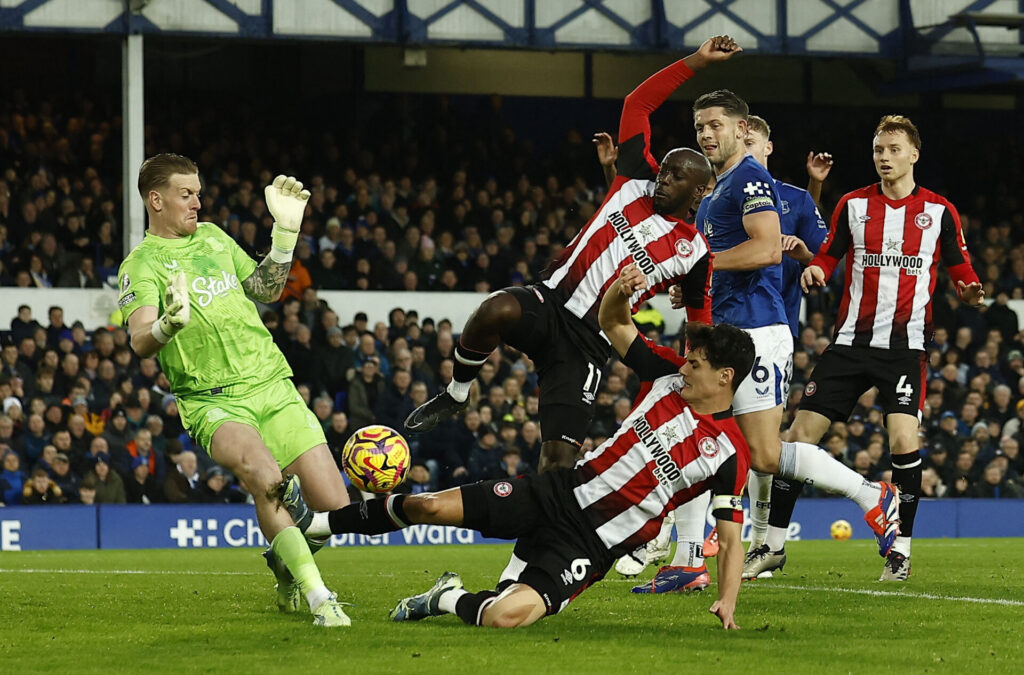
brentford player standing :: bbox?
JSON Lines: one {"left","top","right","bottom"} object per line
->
{"left": 403, "top": 38, "right": 744, "bottom": 472}
{"left": 280, "top": 264, "right": 754, "bottom": 630}
{"left": 770, "top": 115, "right": 984, "bottom": 581}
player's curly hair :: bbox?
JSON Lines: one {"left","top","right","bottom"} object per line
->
{"left": 874, "top": 115, "right": 921, "bottom": 150}
{"left": 684, "top": 322, "right": 755, "bottom": 392}
{"left": 692, "top": 90, "right": 749, "bottom": 121}
{"left": 138, "top": 153, "right": 198, "bottom": 199}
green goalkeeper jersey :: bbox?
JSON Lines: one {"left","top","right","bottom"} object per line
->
{"left": 117, "top": 222, "right": 292, "bottom": 396}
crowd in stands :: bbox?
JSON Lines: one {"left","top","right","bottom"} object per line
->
{"left": 1, "top": 92, "right": 1023, "bottom": 505}
{"left": 3, "top": 283, "right": 1024, "bottom": 506}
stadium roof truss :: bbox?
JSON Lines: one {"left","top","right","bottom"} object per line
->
{"left": 1, "top": 0, "right": 1020, "bottom": 88}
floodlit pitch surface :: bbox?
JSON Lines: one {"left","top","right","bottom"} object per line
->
{"left": 2, "top": 539, "right": 1021, "bottom": 673}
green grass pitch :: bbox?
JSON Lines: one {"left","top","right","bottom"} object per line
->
{"left": 2, "top": 539, "right": 1022, "bottom": 674}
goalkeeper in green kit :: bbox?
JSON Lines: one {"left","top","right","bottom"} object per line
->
{"left": 118, "top": 154, "right": 351, "bottom": 627}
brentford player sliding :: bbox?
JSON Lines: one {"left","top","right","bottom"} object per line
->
{"left": 278, "top": 264, "right": 755, "bottom": 630}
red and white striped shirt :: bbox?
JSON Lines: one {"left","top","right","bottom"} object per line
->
{"left": 812, "top": 184, "right": 979, "bottom": 351}
{"left": 542, "top": 58, "right": 711, "bottom": 337}
{"left": 572, "top": 336, "right": 749, "bottom": 554}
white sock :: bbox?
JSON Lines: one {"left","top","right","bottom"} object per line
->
{"left": 446, "top": 378, "right": 472, "bottom": 403}
{"left": 306, "top": 585, "right": 331, "bottom": 610}
{"left": 670, "top": 492, "right": 708, "bottom": 568}
{"left": 437, "top": 588, "right": 468, "bottom": 615}
{"left": 307, "top": 512, "right": 332, "bottom": 538}
{"left": 778, "top": 441, "right": 880, "bottom": 511}
{"left": 764, "top": 525, "right": 788, "bottom": 552}
{"left": 747, "top": 470, "right": 773, "bottom": 549}
{"left": 892, "top": 536, "right": 912, "bottom": 557}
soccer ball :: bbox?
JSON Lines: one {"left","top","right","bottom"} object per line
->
{"left": 341, "top": 425, "right": 410, "bottom": 493}
{"left": 830, "top": 519, "right": 853, "bottom": 540}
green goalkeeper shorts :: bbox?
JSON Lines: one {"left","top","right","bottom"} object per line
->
{"left": 176, "top": 378, "right": 327, "bottom": 469}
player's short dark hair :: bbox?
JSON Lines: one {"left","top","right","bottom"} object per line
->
{"left": 874, "top": 115, "right": 921, "bottom": 150}
{"left": 693, "top": 90, "right": 749, "bottom": 121}
{"left": 747, "top": 115, "right": 771, "bottom": 138}
{"left": 685, "top": 322, "right": 755, "bottom": 393}
{"left": 138, "top": 153, "right": 198, "bottom": 199}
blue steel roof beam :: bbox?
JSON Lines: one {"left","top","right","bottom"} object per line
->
{"left": 788, "top": 0, "right": 882, "bottom": 54}
{"left": 665, "top": 0, "right": 778, "bottom": 52}
{"left": 536, "top": 0, "right": 646, "bottom": 49}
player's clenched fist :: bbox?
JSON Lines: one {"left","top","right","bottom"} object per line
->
{"left": 152, "top": 271, "right": 190, "bottom": 344}
{"left": 618, "top": 263, "right": 649, "bottom": 297}
{"left": 265, "top": 174, "right": 311, "bottom": 259}
{"left": 691, "top": 35, "right": 742, "bottom": 69}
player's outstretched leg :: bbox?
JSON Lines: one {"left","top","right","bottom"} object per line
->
{"left": 405, "top": 291, "right": 523, "bottom": 433}
{"left": 776, "top": 441, "right": 900, "bottom": 557}
{"left": 390, "top": 572, "right": 465, "bottom": 621}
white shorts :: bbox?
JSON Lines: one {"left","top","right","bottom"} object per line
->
{"left": 732, "top": 323, "right": 793, "bottom": 416}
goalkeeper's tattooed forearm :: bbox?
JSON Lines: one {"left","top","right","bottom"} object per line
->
{"left": 242, "top": 257, "right": 291, "bottom": 303}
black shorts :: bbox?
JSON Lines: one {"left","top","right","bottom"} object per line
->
{"left": 800, "top": 344, "right": 926, "bottom": 421}
{"left": 460, "top": 469, "right": 615, "bottom": 615}
{"left": 501, "top": 285, "right": 610, "bottom": 447}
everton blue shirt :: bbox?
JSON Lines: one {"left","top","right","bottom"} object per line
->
{"left": 777, "top": 180, "right": 828, "bottom": 337}
{"left": 697, "top": 155, "right": 786, "bottom": 329}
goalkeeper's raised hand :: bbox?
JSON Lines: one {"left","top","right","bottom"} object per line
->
{"left": 265, "top": 174, "right": 311, "bottom": 263}
{"left": 151, "top": 271, "right": 191, "bottom": 344}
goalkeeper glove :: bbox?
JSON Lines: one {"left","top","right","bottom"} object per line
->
{"left": 151, "top": 271, "right": 191, "bottom": 344}
{"left": 265, "top": 174, "right": 311, "bottom": 263}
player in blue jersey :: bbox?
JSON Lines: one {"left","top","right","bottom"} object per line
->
{"left": 743, "top": 115, "right": 830, "bottom": 339}
{"left": 661, "top": 116, "right": 836, "bottom": 583}
{"left": 740, "top": 115, "right": 832, "bottom": 578}
{"left": 692, "top": 88, "right": 791, "bottom": 567}
{"left": 682, "top": 81, "right": 899, "bottom": 577}
{"left": 621, "top": 45, "right": 897, "bottom": 594}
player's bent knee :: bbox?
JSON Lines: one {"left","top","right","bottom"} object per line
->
{"left": 483, "top": 598, "right": 543, "bottom": 628}
{"left": 538, "top": 441, "right": 580, "bottom": 473}
{"left": 749, "top": 449, "right": 780, "bottom": 474}
{"left": 478, "top": 291, "right": 522, "bottom": 329}
{"left": 402, "top": 493, "right": 439, "bottom": 521}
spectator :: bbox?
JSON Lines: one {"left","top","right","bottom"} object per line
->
{"left": 71, "top": 476, "right": 95, "bottom": 506}
{"left": 318, "top": 326, "right": 354, "bottom": 396}
{"left": 101, "top": 408, "right": 133, "bottom": 458}
{"left": 467, "top": 427, "right": 503, "bottom": 481}
{"left": 353, "top": 333, "right": 391, "bottom": 378}
{"left": 124, "top": 455, "right": 164, "bottom": 504}
{"left": 499, "top": 445, "right": 530, "bottom": 477}
{"left": 373, "top": 369, "right": 414, "bottom": 431}
{"left": 198, "top": 466, "right": 246, "bottom": 504}
{"left": 348, "top": 357, "right": 384, "bottom": 430}
{"left": 50, "top": 452, "right": 79, "bottom": 501}
{"left": 967, "top": 460, "right": 1024, "bottom": 498}
{"left": 85, "top": 453, "right": 126, "bottom": 504}
{"left": 1, "top": 450, "right": 26, "bottom": 505}
{"left": 22, "top": 467, "right": 65, "bottom": 504}
{"left": 165, "top": 450, "right": 201, "bottom": 503}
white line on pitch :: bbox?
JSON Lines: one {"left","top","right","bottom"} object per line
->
{"left": 754, "top": 583, "right": 1024, "bottom": 606}
{"left": 606, "top": 578, "right": 1023, "bottom": 606}
{"left": 0, "top": 568, "right": 262, "bottom": 576}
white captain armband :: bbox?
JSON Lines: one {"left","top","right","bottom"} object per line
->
{"left": 712, "top": 495, "right": 743, "bottom": 512}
